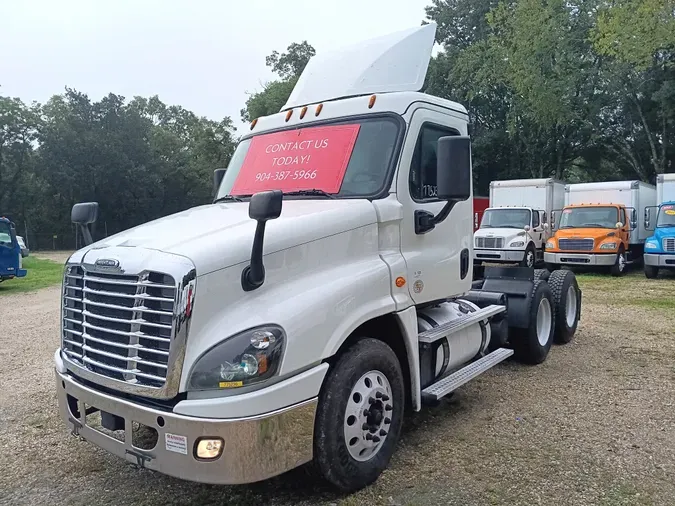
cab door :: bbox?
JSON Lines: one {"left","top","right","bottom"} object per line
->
{"left": 397, "top": 105, "right": 473, "bottom": 304}
{"left": 0, "top": 221, "right": 17, "bottom": 276}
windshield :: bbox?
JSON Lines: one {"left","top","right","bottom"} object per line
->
{"left": 0, "top": 222, "right": 12, "bottom": 247}
{"left": 559, "top": 206, "right": 619, "bottom": 229}
{"left": 480, "top": 209, "right": 531, "bottom": 229}
{"left": 216, "top": 117, "right": 401, "bottom": 199}
{"left": 657, "top": 204, "right": 675, "bottom": 227}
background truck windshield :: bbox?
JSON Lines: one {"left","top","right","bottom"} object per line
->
{"left": 480, "top": 209, "right": 531, "bottom": 229}
{"left": 216, "top": 117, "right": 400, "bottom": 199}
{"left": 657, "top": 205, "right": 675, "bottom": 227}
{"left": 559, "top": 206, "right": 619, "bottom": 229}
{"left": 0, "top": 222, "right": 12, "bottom": 246}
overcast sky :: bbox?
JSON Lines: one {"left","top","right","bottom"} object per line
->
{"left": 1, "top": 0, "right": 431, "bottom": 132}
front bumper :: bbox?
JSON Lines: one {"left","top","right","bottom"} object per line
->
{"left": 56, "top": 368, "right": 317, "bottom": 485}
{"left": 644, "top": 253, "right": 675, "bottom": 267}
{"left": 544, "top": 252, "right": 617, "bottom": 266}
{"left": 474, "top": 248, "right": 525, "bottom": 263}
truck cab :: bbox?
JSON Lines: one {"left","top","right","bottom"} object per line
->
{"left": 545, "top": 203, "right": 635, "bottom": 276}
{"left": 0, "top": 216, "right": 27, "bottom": 282}
{"left": 644, "top": 174, "right": 675, "bottom": 278}
{"left": 53, "top": 24, "right": 582, "bottom": 493}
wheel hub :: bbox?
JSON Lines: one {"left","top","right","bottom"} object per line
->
{"left": 344, "top": 370, "right": 393, "bottom": 461}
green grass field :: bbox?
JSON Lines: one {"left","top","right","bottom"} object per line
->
{"left": 0, "top": 256, "right": 64, "bottom": 295}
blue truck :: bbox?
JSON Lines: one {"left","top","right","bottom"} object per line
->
{"left": 644, "top": 174, "right": 675, "bottom": 278}
{"left": 0, "top": 216, "right": 27, "bottom": 282}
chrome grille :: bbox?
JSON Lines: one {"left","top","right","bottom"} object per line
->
{"left": 558, "top": 238, "right": 594, "bottom": 251}
{"left": 475, "top": 237, "right": 504, "bottom": 249}
{"left": 62, "top": 266, "right": 177, "bottom": 388}
{"left": 663, "top": 238, "right": 675, "bottom": 253}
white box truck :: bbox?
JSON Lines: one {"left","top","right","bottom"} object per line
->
{"left": 54, "top": 24, "right": 582, "bottom": 493}
{"left": 473, "top": 178, "right": 565, "bottom": 268}
{"left": 643, "top": 174, "right": 675, "bottom": 278}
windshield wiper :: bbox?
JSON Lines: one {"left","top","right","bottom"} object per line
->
{"left": 581, "top": 224, "right": 608, "bottom": 228}
{"left": 213, "top": 195, "right": 244, "bottom": 203}
{"left": 284, "top": 189, "right": 335, "bottom": 199}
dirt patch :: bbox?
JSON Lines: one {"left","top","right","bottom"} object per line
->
{"left": 1, "top": 271, "right": 674, "bottom": 505}
{"left": 33, "top": 250, "right": 73, "bottom": 264}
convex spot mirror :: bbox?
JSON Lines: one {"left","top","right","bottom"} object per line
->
{"left": 616, "top": 222, "right": 624, "bottom": 229}
{"left": 436, "top": 136, "right": 471, "bottom": 201}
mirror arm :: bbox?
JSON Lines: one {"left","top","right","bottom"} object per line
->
{"left": 415, "top": 200, "right": 458, "bottom": 235}
{"left": 241, "top": 221, "right": 267, "bottom": 292}
{"left": 78, "top": 224, "right": 94, "bottom": 246}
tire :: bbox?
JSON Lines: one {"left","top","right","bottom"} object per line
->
{"left": 510, "top": 280, "right": 554, "bottom": 364}
{"left": 644, "top": 264, "right": 659, "bottom": 279}
{"left": 610, "top": 247, "right": 627, "bottom": 277}
{"left": 313, "top": 338, "right": 405, "bottom": 492}
{"left": 547, "top": 270, "right": 580, "bottom": 344}
{"left": 533, "top": 268, "right": 550, "bottom": 283}
{"left": 520, "top": 244, "right": 536, "bottom": 268}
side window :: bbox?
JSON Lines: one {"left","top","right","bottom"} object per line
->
{"left": 409, "top": 123, "right": 459, "bottom": 201}
{"left": 532, "top": 211, "right": 540, "bottom": 228}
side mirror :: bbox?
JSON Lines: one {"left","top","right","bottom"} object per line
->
{"left": 241, "top": 190, "right": 283, "bottom": 292}
{"left": 213, "top": 168, "right": 227, "bottom": 197}
{"left": 436, "top": 136, "right": 471, "bottom": 201}
{"left": 616, "top": 222, "right": 623, "bottom": 229}
{"left": 71, "top": 202, "right": 99, "bottom": 246}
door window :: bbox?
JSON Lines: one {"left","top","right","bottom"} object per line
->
{"left": 409, "top": 123, "right": 459, "bottom": 202}
{"left": 532, "top": 211, "right": 540, "bottom": 228}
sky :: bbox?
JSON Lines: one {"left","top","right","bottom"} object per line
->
{"left": 1, "top": 0, "right": 433, "bottom": 132}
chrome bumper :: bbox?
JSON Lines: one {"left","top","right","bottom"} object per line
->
{"left": 644, "top": 253, "right": 675, "bottom": 267}
{"left": 473, "top": 248, "right": 525, "bottom": 263}
{"left": 544, "top": 252, "right": 617, "bottom": 266}
{"left": 56, "top": 369, "right": 317, "bottom": 485}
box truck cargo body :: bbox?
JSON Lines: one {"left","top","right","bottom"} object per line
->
{"left": 644, "top": 174, "right": 675, "bottom": 278}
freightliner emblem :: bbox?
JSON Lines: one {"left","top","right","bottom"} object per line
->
{"left": 94, "top": 258, "right": 121, "bottom": 271}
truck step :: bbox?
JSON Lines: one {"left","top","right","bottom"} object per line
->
{"left": 418, "top": 304, "right": 506, "bottom": 344}
{"left": 421, "top": 348, "right": 514, "bottom": 402}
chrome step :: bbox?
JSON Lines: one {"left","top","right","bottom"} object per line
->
{"left": 418, "top": 304, "right": 506, "bottom": 344}
{"left": 421, "top": 348, "right": 514, "bottom": 402}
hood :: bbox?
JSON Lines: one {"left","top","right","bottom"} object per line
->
{"left": 77, "top": 199, "right": 378, "bottom": 275}
{"left": 652, "top": 227, "right": 675, "bottom": 241}
{"left": 475, "top": 227, "right": 527, "bottom": 242}
{"left": 555, "top": 227, "right": 618, "bottom": 240}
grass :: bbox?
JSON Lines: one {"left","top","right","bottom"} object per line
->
{"left": 0, "top": 256, "right": 64, "bottom": 295}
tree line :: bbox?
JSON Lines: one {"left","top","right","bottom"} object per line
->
{"left": 1, "top": 0, "right": 673, "bottom": 249}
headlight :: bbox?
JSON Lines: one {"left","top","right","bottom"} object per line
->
{"left": 509, "top": 241, "right": 525, "bottom": 247}
{"left": 545, "top": 241, "right": 555, "bottom": 249}
{"left": 188, "top": 325, "right": 285, "bottom": 391}
{"left": 645, "top": 241, "right": 658, "bottom": 249}
{"left": 599, "top": 242, "right": 617, "bottom": 250}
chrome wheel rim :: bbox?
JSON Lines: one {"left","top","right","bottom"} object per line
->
{"left": 618, "top": 253, "right": 626, "bottom": 272}
{"left": 565, "top": 285, "right": 577, "bottom": 328}
{"left": 536, "top": 297, "right": 552, "bottom": 346}
{"left": 526, "top": 250, "right": 534, "bottom": 267}
{"left": 343, "top": 370, "right": 393, "bottom": 462}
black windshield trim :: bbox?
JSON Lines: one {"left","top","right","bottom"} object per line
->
{"left": 230, "top": 112, "right": 406, "bottom": 201}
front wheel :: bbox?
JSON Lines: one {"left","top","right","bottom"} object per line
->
{"left": 644, "top": 264, "right": 659, "bottom": 279}
{"left": 520, "top": 244, "right": 536, "bottom": 268}
{"left": 610, "top": 248, "right": 627, "bottom": 277}
{"left": 313, "top": 338, "right": 405, "bottom": 492}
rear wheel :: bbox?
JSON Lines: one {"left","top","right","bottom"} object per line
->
{"left": 313, "top": 338, "right": 404, "bottom": 492}
{"left": 548, "top": 270, "right": 580, "bottom": 344}
{"left": 644, "top": 264, "right": 659, "bottom": 279}
{"left": 533, "top": 268, "right": 550, "bottom": 283}
{"left": 610, "top": 247, "right": 627, "bottom": 277}
{"left": 511, "top": 280, "right": 554, "bottom": 364}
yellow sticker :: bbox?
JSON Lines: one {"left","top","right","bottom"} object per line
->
{"left": 665, "top": 210, "right": 675, "bottom": 216}
{"left": 219, "top": 381, "right": 243, "bottom": 388}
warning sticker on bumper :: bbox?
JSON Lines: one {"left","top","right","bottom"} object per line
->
{"left": 165, "top": 433, "right": 188, "bottom": 455}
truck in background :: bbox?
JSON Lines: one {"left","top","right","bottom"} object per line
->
{"left": 544, "top": 181, "right": 656, "bottom": 276}
{"left": 473, "top": 195, "right": 489, "bottom": 232}
{"left": 0, "top": 216, "right": 27, "bottom": 282}
{"left": 54, "top": 24, "right": 583, "bottom": 493}
{"left": 473, "top": 178, "right": 564, "bottom": 268}
{"left": 643, "top": 173, "right": 675, "bottom": 278}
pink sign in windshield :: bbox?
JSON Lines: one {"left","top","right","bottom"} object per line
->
{"left": 230, "top": 124, "right": 361, "bottom": 195}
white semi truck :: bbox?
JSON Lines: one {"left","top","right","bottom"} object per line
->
{"left": 473, "top": 178, "right": 565, "bottom": 268}
{"left": 54, "top": 24, "right": 582, "bottom": 492}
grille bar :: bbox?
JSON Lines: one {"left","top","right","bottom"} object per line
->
{"left": 62, "top": 265, "right": 177, "bottom": 389}
{"left": 663, "top": 238, "right": 675, "bottom": 253}
{"left": 558, "top": 238, "right": 594, "bottom": 251}
{"left": 475, "top": 237, "right": 505, "bottom": 249}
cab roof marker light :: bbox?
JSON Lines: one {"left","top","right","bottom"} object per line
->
{"left": 315, "top": 103, "right": 323, "bottom": 116}
{"left": 368, "top": 94, "right": 377, "bottom": 108}
{"left": 299, "top": 106, "right": 308, "bottom": 119}
{"left": 250, "top": 118, "right": 258, "bottom": 130}
{"left": 285, "top": 109, "right": 293, "bottom": 122}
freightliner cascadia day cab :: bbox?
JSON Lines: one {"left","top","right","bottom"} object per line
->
{"left": 473, "top": 178, "right": 565, "bottom": 268}
{"left": 0, "top": 216, "right": 27, "bottom": 282}
{"left": 644, "top": 173, "right": 675, "bottom": 278}
{"left": 54, "top": 24, "right": 583, "bottom": 492}
{"left": 545, "top": 181, "right": 656, "bottom": 276}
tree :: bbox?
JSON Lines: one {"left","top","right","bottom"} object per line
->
{"left": 241, "top": 41, "right": 316, "bottom": 122}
